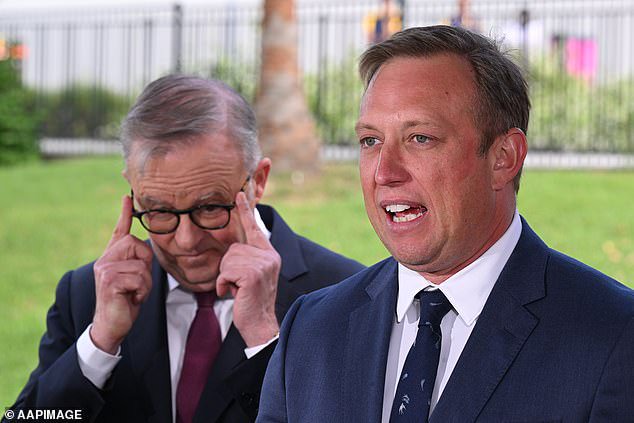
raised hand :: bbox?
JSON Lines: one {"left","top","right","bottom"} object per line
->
{"left": 91, "top": 195, "right": 154, "bottom": 354}
{"left": 216, "top": 192, "right": 281, "bottom": 347}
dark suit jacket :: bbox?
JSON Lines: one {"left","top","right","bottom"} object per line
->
{"left": 7, "top": 204, "right": 364, "bottom": 423}
{"left": 258, "top": 218, "right": 634, "bottom": 422}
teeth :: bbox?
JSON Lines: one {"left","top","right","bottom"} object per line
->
{"left": 392, "top": 211, "right": 423, "bottom": 223}
{"left": 385, "top": 204, "right": 411, "bottom": 213}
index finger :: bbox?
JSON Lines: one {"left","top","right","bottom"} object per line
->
{"left": 107, "top": 195, "right": 133, "bottom": 249}
{"left": 235, "top": 191, "right": 271, "bottom": 249}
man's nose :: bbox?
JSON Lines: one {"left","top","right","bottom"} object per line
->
{"left": 174, "top": 214, "right": 205, "bottom": 250}
{"left": 374, "top": 140, "right": 410, "bottom": 186}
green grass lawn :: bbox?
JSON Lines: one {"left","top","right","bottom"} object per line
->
{"left": 0, "top": 156, "right": 632, "bottom": 406}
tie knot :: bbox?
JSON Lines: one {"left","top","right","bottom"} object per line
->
{"left": 195, "top": 291, "right": 216, "bottom": 308}
{"left": 416, "top": 290, "right": 452, "bottom": 328}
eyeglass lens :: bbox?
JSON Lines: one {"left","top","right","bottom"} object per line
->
{"left": 141, "top": 206, "right": 231, "bottom": 233}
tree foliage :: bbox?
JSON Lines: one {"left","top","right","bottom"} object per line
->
{"left": 0, "top": 59, "right": 39, "bottom": 166}
{"left": 529, "top": 59, "right": 634, "bottom": 153}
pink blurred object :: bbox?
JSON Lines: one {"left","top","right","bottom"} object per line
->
{"left": 565, "top": 38, "right": 597, "bottom": 83}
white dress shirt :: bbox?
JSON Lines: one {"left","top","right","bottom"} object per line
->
{"left": 77, "top": 208, "right": 276, "bottom": 422}
{"left": 381, "top": 211, "right": 522, "bottom": 422}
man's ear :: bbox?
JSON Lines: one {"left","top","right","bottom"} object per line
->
{"left": 251, "top": 158, "right": 272, "bottom": 204}
{"left": 490, "top": 128, "right": 527, "bottom": 191}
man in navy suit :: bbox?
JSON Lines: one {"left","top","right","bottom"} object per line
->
{"left": 257, "top": 26, "right": 634, "bottom": 422}
{"left": 6, "top": 75, "right": 364, "bottom": 423}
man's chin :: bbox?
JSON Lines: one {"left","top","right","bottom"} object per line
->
{"left": 177, "top": 277, "right": 217, "bottom": 293}
{"left": 168, "top": 258, "right": 221, "bottom": 292}
{"left": 388, "top": 245, "right": 436, "bottom": 270}
{"left": 172, "top": 267, "right": 219, "bottom": 292}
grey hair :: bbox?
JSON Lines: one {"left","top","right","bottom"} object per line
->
{"left": 120, "top": 74, "right": 261, "bottom": 173}
{"left": 359, "top": 25, "right": 530, "bottom": 192}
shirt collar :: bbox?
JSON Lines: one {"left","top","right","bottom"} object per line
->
{"left": 166, "top": 206, "right": 270, "bottom": 294}
{"left": 253, "top": 206, "right": 271, "bottom": 240}
{"left": 396, "top": 210, "right": 522, "bottom": 326}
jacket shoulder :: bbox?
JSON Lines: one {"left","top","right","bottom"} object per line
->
{"left": 51, "top": 261, "right": 98, "bottom": 334}
{"left": 546, "top": 249, "right": 634, "bottom": 315}
{"left": 296, "top": 235, "right": 365, "bottom": 278}
{"left": 59, "top": 261, "right": 97, "bottom": 298}
{"left": 297, "top": 257, "right": 394, "bottom": 312}
{"left": 262, "top": 203, "right": 365, "bottom": 292}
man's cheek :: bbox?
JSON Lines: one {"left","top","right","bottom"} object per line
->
{"left": 221, "top": 223, "right": 246, "bottom": 246}
{"left": 150, "top": 238, "right": 174, "bottom": 262}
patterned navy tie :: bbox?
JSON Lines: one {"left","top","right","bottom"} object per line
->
{"left": 389, "top": 290, "right": 453, "bottom": 422}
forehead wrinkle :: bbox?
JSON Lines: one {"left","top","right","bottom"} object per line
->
{"left": 370, "top": 55, "right": 476, "bottom": 107}
{"left": 364, "top": 84, "right": 469, "bottom": 136}
{"left": 142, "top": 161, "right": 236, "bottom": 180}
{"left": 355, "top": 121, "right": 378, "bottom": 133}
{"left": 140, "top": 168, "right": 236, "bottom": 190}
{"left": 137, "top": 166, "right": 239, "bottom": 206}
{"left": 401, "top": 119, "right": 443, "bottom": 131}
{"left": 140, "top": 177, "right": 233, "bottom": 196}
{"left": 138, "top": 183, "right": 233, "bottom": 208}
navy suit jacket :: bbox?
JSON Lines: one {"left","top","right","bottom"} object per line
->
{"left": 7, "top": 205, "right": 364, "bottom": 423}
{"left": 258, "top": 218, "right": 634, "bottom": 422}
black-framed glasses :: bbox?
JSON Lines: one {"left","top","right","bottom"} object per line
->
{"left": 131, "top": 176, "right": 251, "bottom": 234}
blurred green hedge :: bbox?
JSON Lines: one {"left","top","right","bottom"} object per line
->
{"left": 37, "top": 85, "right": 131, "bottom": 140}
{"left": 0, "top": 59, "right": 39, "bottom": 166}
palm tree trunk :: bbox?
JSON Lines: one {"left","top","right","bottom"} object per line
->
{"left": 256, "top": 0, "right": 320, "bottom": 173}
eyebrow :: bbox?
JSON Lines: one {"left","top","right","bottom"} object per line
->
{"left": 355, "top": 122, "right": 378, "bottom": 133}
{"left": 355, "top": 120, "right": 439, "bottom": 133}
{"left": 138, "top": 191, "right": 228, "bottom": 209}
{"left": 198, "top": 192, "right": 231, "bottom": 203}
{"left": 137, "top": 195, "right": 167, "bottom": 209}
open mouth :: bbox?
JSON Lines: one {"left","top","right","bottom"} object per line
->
{"left": 384, "top": 203, "right": 427, "bottom": 223}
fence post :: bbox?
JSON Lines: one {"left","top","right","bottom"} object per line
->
{"left": 316, "top": 14, "right": 327, "bottom": 122}
{"left": 172, "top": 3, "right": 183, "bottom": 73}
{"left": 519, "top": 8, "right": 530, "bottom": 72}
{"left": 397, "top": 0, "right": 406, "bottom": 27}
{"left": 143, "top": 18, "right": 154, "bottom": 85}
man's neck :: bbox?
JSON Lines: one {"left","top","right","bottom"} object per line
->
{"left": 417, "top": 209, "right": 520, "bottom": 285}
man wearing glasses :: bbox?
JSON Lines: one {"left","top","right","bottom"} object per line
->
{"left": 6, "top": 75, "right": 364, "bottom": 423}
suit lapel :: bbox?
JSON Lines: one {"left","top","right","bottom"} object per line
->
{"left": 125, "top": 256, "right": 172, "bottom": 423}
{"left": 209, "top": 325, "right": 247, "bottom": 383}
{"left": 258, "top": 204, "right": 309, "bottom": 322}
{"left": 120, "top": 209, "right": 301, "bottom": 423}
{"left": 194, "top": 325, "right": 247, "bottom": 422}
{"left": 430, "top": 219, "right": 549, "bottom": 422}
{"left": 258, "top": 204, "right": 307, "bottom": 281}
{"left": 430, "top": 285, "right": 539, "bottom": 422}
{"left": 193, "top": 206, "right": 307, "bottom": 422}
{"left": 343, "top": 259, "right": 399, "bottom": 422}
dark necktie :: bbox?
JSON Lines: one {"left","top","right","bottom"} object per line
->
{"left": 176, "top": 291, "right": 222, "bottom": 423}
{"left": 389, "top": 290, "right": 453, "bottom": 422}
